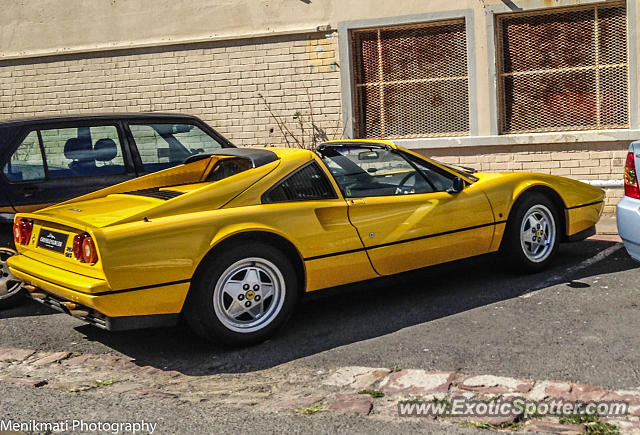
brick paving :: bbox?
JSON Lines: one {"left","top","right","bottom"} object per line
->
{"left": 1, "top": 347, "right": 639, "bottom": 434}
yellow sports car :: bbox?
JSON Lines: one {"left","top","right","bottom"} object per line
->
{"left": 8, "top": 140, "right": 604, "bottom": 345}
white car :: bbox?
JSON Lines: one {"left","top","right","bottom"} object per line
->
{"left": 617, "top": 141, "right": 640, "bottom": 261}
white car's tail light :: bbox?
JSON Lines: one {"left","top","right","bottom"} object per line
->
{"left": 624, "top": 152, "right": 640, "bottom": 199}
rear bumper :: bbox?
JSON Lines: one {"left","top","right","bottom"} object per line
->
{"left": 24, "top": 288, "right": 180, "bottom": 331}
{"left": 617, "top": 196, "right": 640, "bottom": 261}
{"left": 8, "top": 254, "right": 190, "bottom": 328}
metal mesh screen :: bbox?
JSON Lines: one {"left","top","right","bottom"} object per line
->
{"left": 351, "top": 19, "right": 469, "bottom": 139}
{"left": 497, "top": 3, "right": 629, "bottom": 134}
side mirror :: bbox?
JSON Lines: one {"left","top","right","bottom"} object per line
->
{"left": 447, "top": 177, "right": 465, "bottom": 194}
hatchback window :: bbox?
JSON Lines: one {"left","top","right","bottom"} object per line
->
{"left": 129, "top": 123, "right": 223, "bottom": 172}
{"left": 3, "top": 131, "right": 45, "bottom": 182}
{"left": 39, "top": 125, "right": 125, "bottom": 178}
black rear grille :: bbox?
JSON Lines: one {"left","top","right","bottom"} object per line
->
{"left": 123, "top": 188, "right": 184, "bottom": 200}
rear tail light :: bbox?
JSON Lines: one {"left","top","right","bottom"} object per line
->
{"left": 13, "top": 219, "right": 33, "bottom": 245}
{"left": 624, "top": 152, "right": 640, "bottom": 199}
{"left": 73, "top": 234, "right": 84, "bottom": 260}
{"left": 72, "top": 233, "right": 98, "bottom": 264}
{"left": 81, "top": 236, "right": 98, "bottom": 264}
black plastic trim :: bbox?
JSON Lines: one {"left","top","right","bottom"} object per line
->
{"left": 565, "top": 200, "right": 604, "bottom": 210}
{"left": 91, "top": 279, "right": 191, "bottom": 296}
{"left": 565, "top": 225, "right": 596, "bottom": 242}
{"left": 106, "top": 313, "right": 180, "bottom": 331}
{"left": 184, "top": 148, "right": 278, "bottom": 168}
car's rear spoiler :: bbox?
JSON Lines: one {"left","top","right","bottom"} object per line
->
{"left": 185, "top": 148, "right": 279, "bottom": 168}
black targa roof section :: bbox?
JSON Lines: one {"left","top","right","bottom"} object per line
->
{"left": 184, "top": 148, "right": 279, "bottom": 168}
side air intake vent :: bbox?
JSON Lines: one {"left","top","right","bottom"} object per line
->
{"left": 123, "top": 188, "right": 184, "bottom": 200}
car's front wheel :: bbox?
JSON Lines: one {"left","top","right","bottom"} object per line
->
{"left": 184, "top": 242, "right": 298, "bottom": 346}
{"left": 500, "top": 193, "right": 560, "bottom": 273}
{"left": 0, "top": 247, "right": 24, "bottom": 309}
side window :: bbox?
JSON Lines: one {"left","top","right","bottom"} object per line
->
{"left": 3, "top": 131, "right": 45, "bottom": 182}
{"left": 40, "top": 125, "right": 125, "bottom": 178}
{"left": 129, "top": 123, "right": 223, "bottom": 172}
{"left": 405, "top": 155, "right": 455, "bottom": 192}
{"left": 263, "top": 162, "right": 337, "bottom": 203}
{"left": 318, "top": 147, "right": 434, "bottom": 197}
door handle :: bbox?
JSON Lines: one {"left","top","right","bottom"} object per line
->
{"left": 348, "top": 199, "right": 366, "bottom": 205}
{"left": 21, "top": 186, "right": 40, "bottom": 198}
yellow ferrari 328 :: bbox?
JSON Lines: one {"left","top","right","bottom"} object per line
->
{"left": 8, "top": 140, "right": 604, "bottom": 345}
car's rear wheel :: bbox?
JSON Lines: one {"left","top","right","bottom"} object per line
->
{"left": 0, "top": 247, "right": 24, "bottom": 309}
{"left": 184, "top": 242, "right": 298, "bottom": 346}
{"left": 500, "top": 193, "right": 560, "bottom": 273}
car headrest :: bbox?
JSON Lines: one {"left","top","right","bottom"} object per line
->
{"left": 64, "top": 138, "right": 94, "bottom": 162}
{"left": 94, "top": 138, "right": 118, "bottom": 162}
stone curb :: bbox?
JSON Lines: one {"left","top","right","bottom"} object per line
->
{"left": 2, "top": 347, "right": 640, "bottom": 434}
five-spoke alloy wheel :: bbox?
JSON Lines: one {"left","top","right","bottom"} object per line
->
{"left": 185, "top": 242, "right": 298, "bottom": 346}
{"left": 519, "top": 204, "right": 556, "bottom": 264}
{"left": 213, "top": 258, "right": 286, "bottom": 334}
{"left": 501, "top": 192, "right": 560, "bottom": 273}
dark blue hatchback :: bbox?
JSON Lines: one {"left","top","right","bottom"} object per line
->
{"left": 0, "top": 113, "right": 234, "bottom": 307}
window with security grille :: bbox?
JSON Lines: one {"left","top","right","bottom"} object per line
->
{"left": 497, "top": 3, "right": 629, "bottom": 134}
{"left": 351, "top": 20, "right": 470, "bottom": 139}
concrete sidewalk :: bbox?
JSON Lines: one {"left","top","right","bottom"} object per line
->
{"left": 596, "top": 214, "right": 618, "bottom": 235}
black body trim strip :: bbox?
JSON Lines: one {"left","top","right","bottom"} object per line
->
{"left": 91, "top": 279, "right": 191, "bottom": 296}
{"left": 304, "top": 220, "right": 507, "bottom": 261}
{"left": 304, "top": 247, "right": 366, "bottom": 262}
{"left": 566, "top": 200, "right": 604, "bottom": 210}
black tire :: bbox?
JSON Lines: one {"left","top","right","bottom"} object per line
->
{"left": 500, "top": 192, "right": 561, "bottom": 273}
{"left": 184, "top": 242, "right": 299, "bottom": 346}
{"left": 0, "top": 246, "right": 26, "bottom": 309}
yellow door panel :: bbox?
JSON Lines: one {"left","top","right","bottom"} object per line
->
{"left": 366, "top": 226, "right": 495, "bottom": 275}
{"left": 347, "top": 188, "right": 495, "bottom": 275}
{"left": 305, "top": 252, "right": 378, "bottom": 292}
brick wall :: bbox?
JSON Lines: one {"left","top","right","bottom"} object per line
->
{"left": 0, "top": 30, "right": 627, "bottom": 214}
{"left": 0, "top": 32, "right": 343, "bottom": 148}
{"left": 423, "top": 142, "right": 628, "bottom": 214}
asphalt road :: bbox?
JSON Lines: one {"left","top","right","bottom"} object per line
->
{"left": 1, "top": 238, "right": 638, "bottom": 391}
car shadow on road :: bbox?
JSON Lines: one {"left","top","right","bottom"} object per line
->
{"left": 75, "top": 239, "right": 636, "bottom": 376}
{"left": 0, "top": 298, "right": 59, "bottom": 320}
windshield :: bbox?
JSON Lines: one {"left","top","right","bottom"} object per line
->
{"left": 433, "top": 159, "right": 479, "bottom": 181}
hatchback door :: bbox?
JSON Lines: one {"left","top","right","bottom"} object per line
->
{"left": 317, "top": 145, "right": 495, "bottom": 275}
